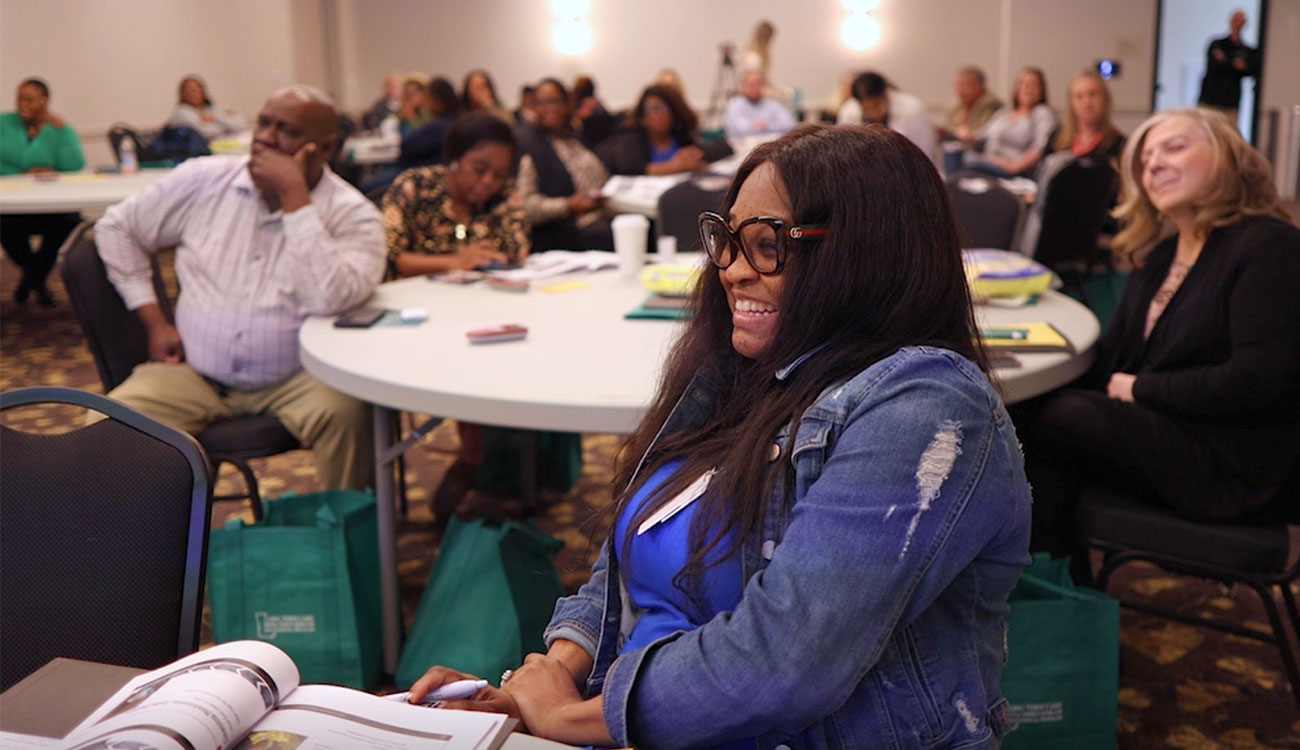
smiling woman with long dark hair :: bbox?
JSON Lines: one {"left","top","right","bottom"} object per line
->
{"left": 409, "top": 124, "right": 1032, "bottom": 749}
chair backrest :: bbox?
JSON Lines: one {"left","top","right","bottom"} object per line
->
{"left": 0, "top": 386, "right": 213, "bottom": 691}
{"left": 107, "top": 124, "right": 142, "bottom": 165}
{"left": 1032, "top": 157, "right": 1118, "bottom": 269}
{"left": 58, "top": 221, "right": 172, "bottom": 393}
{"left": 656, "top": 178, "right": 729, "bottom": 252}
{"left": 945, "top": 177, "right": 1024, "bottom": 250}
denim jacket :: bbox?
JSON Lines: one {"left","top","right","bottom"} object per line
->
{"left": 545, "top": 347, "right": 1032, "bottom": 749}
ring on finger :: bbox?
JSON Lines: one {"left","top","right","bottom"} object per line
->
{"left": 500, "top": 669, "right": 514, "bottom": 685}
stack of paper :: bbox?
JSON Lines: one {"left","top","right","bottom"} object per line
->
{"left": 488, "top": 251, "right": 618, "bottom": 282}
{"left": 601, "top": 174, "right": 690, "bottom": 201}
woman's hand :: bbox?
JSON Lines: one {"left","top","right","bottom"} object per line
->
{"left": 502, "top": 654, "right": 614, "bottom": 745}
{"left": 670, "top": 145, "right": 706, "bottom": 173}
{"left": 408, "top": 665, "right": 521, "bottom": 718}
{"left": 453, "top": 240, "right": 508, "bottom": 270}
{"left": 989, "top": 156, "right": 1016, "bottom": 172}
{"left": 1107, "top": 372, "right": 1137, "bottom": 402}
{"left": 565, "top": 191, "right": 604, "bottom": 215}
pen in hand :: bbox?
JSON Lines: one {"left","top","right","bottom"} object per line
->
{"left": 385, "top": 679, "right": 488, "bottom": 706}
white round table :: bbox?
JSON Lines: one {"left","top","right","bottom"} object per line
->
{"left": 300, "top": 266, "right": 1099, "bottom": 672}
{"left": 0, "top": 169, "right": 171, "bottom": 214}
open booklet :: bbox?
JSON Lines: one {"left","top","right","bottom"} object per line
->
{"left": 57, "top": 641, "right": 515, "bottom": 750}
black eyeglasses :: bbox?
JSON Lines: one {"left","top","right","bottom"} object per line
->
{"left": 697, "top": 211, "right": 829, "bottom": 275}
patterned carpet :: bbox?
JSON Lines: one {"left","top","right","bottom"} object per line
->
{"left": 2, "top": 250, "right": 1298, "bottom": 749}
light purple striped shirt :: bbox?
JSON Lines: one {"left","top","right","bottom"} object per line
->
{"left": 97, "top": 155, "right": 385, "bottom": 390}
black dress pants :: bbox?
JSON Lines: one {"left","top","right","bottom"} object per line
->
{"left": 0, "top": 212, "right": 81, "bottom": 294}
{"left": 1011, "top": 388, "right": 1246, "bottom": 558}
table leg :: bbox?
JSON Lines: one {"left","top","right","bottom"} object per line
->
{"left": 373, "top": 405, "right": 401, "bottom": 674}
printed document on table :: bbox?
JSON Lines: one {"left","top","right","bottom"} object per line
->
{"left": 0, "top": 732, "right": 58, "bottom": 749}
{"left": 57, "top": 640, "right": 513, "bottom": 750}
{"left": 243, "top": 685, "right": 510, "bottom": 750}
{"left": 62, "top": 640, "right": 300, "bottom": 750}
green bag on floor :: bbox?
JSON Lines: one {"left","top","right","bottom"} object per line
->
{"left": 474, "top": 427, "right": 583, "bottom": 495}
{"left": 1001, "top": 553, "right": 1119, "bottom": 750}
{"left": 395, "top": 517, "right": 565, "bottom": 688}
{"left": 208, "top": 490, "right": 383, "bottom": 690}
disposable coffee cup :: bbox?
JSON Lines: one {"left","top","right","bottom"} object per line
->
{"left": 612, "top": 214, "right": 650, "bottom": 279}
{"left": 656, "top": 235, "right": 678, "bottom": 263}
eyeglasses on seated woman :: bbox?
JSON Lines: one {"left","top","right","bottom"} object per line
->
{"left": 407, "top": 123, "right": 1033, "bottom": 749}
{"left": 698, "top": 209, "right": 828, "bottom": 274}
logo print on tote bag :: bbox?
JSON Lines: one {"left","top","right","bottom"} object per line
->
{"left": 255, "top": 612, "right": 317, "bottom": 639}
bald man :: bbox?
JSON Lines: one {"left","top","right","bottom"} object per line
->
{"left": 723, "top": 69, "right": 794, "bottom": 140}
{"left": 1198, "top": 9, "right": 1259, "bottom": 122}
{"left": 97, "top": 86, "right": 385, "bottom": 490}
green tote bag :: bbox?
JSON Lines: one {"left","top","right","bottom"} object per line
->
{"left": 395, "top": 517, "right": 565, "bottom": 688}
{"left": 208, "top": 490, "right": 383, "bottom": 690}
{"left": 1001, "top": 553, "right": 1120, "bottom": 750}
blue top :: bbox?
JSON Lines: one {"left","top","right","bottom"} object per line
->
{"left": 613, "top": 460, "right": 743, "bottom": 652}
{"left": 648, "top": 138, "right": 679, "bottom": 164}
{"left": 613, "top": 460, "right": 753, "bottom": 750}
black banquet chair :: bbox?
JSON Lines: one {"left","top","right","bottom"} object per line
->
{"left": 0, "top": 386, "right": 213, "bottom": 691}
{"left": 656, "top": 176, "right": 730, "bottom": 253}
{"left": 1030, "top": 157, "right": 1119, "bottom": 302}
{"left": 1076, "top": 471, "right": 1300, "bottom": 712}
{"left": 58, "top": 220, "right": 301, "bottom": 520}
{"left": 945, "top": 173, "right": 1025, "bottom": 251}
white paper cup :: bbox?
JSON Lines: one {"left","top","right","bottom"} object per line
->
{"left": 656, "top": 235, "right": 678, "bottom": 263}
{"left": 612, "top": 214, "right": 650, "bottom": 278}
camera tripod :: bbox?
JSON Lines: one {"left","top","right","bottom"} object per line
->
{"left": 706, "top": 42, "right": 738, "bottom": 130}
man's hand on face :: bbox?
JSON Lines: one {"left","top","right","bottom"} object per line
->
{"left": 249, "top": 142, "right": 316, "bottom": 213}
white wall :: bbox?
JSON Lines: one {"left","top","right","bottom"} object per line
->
{"left": 337, "top": 0, "right": 1159, "bottom": 126}
{"left": 1261, "top": 0, "right": 1300, "bottom": 111}
{"left": 0, "top": 0, "right": 325, "bottom": 165}
{"left": 11, "top": 0, "right": 1291, "bottom": 168}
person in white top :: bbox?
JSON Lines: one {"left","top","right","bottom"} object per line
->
{"left": 166, "top": 75, "right": 245, "bottom": 141}
{"left": 836, "top": 71, "right": 936, "bottom": 164}
{"left": 963, "top": 67, "right": 1057, "bottom": 178}
{"left": 724, "top": 69, "right": 796, "bottom": 141}
{"left": 97, "top": 85, "right": 386, "bottom": 490}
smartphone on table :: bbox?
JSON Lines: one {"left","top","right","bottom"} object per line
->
{"left": 465, "top": 323, "right": 528, "bottom": 343}
{"left": 333, "top": 306, "right": 386, "bottom": 328}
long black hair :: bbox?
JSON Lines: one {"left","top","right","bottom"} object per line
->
{"left": 631, "top": 84, "right": 698, "bottom": 146}
{"left": 460, "top": 69, "right": 501, "bottom": 111}
{"left": 429, "top": 76, "right": 461, "bottom": 118}
{"left": 443, "top": 110, "right": 516, "bottom": 164}
{"left": 615, "top": 123, "right": 987, "bottom": 600}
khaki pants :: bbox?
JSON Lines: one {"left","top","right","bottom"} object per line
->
{"left": 108, "top": 363, "right": 374, "bottom": 490}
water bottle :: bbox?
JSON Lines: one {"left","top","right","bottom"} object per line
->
{"left": 119, "top": 137, "right": 138, "bottom": 174}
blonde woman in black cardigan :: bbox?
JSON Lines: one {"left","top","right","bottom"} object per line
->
{"left": 1014, "top": 107, "right": 1300, "bottom": 560}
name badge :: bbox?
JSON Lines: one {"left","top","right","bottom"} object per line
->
{"left": 637, "top": 470, "right": 715, "bottom": 535}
